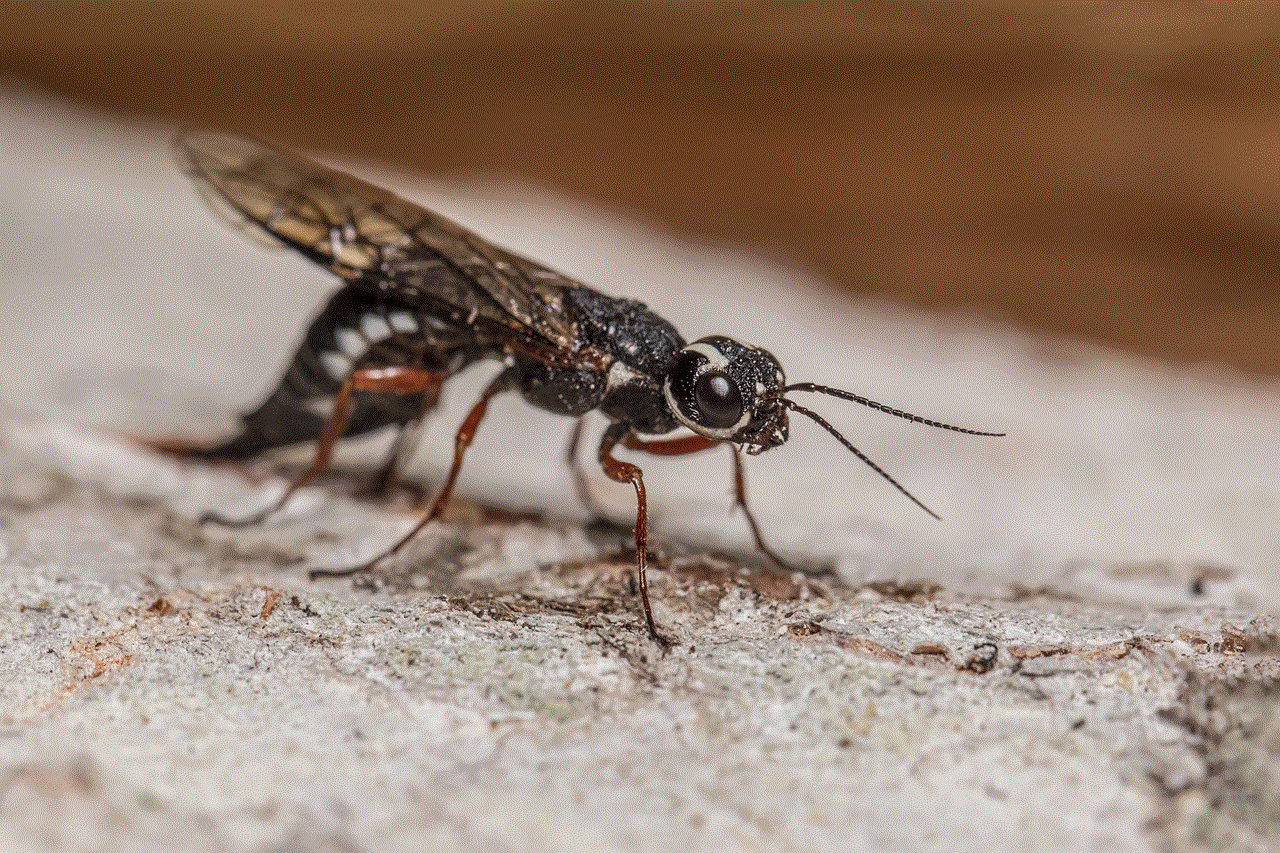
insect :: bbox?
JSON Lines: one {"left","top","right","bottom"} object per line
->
{"left": 170, "top": 131, "right": 1003, "bottom": 642}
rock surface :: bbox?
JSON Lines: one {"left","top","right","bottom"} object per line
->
{"left": 0, "top": 88, "right": 1276, "bottom": 852}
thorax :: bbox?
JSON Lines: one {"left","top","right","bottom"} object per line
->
{"left": 515, "top": 286, "right": 685, "bottom": 434}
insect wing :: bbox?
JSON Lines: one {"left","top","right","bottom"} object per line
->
{"left": 174, "top": 131, "right": 579, "bottom": 354}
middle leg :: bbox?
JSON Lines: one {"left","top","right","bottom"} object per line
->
{"left": 565, "top": 417, "right": 612, "bottom": 522}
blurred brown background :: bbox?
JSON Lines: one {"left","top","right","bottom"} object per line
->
{"left": 2, "top": 1, "right": 1278, "bottom": 373}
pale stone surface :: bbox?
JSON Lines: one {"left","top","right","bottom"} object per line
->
{"left": 0, "top": 87, "right": 1276, "bottom": 852}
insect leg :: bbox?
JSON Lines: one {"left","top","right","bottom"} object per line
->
{"left": 364, "top": 418, "right": 425, "bottom": 499}
{"left": 620, "top": 434, "right": 718, "bottom": 456}
{"left": 729, "top": 447, "right": 791, "bottom": 570}
{"left": 363, "top": 357, "right": 451, "bottom": 498}
{"left": 620, "top": 434, "right": 791, "bottom": 570}
{"left": 565, "top": 417, "right": 590, "bottom": 509}
{"left": 565, "top": 417, "right": 617, "bottom": 522}
{"left": 200, "top": 366, "right": 448, "bottom": 528}
{"left": 310, "top": 367, "right": 516, "bottom": 579}
{"left": 598, "top": 424, "right": 671, "bottom": 644}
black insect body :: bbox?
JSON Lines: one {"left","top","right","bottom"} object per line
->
{"left": 172, "top": 132, "right": 1002, "bottom": 642}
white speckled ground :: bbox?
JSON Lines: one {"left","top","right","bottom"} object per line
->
{"left": 0, "top": 87, "right": 1276, "bottom": 852}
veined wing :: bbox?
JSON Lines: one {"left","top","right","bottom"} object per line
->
{"left": 174, "top": 131, "right": 580, "bottom": 356}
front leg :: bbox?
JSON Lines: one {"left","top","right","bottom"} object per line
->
{"left": 620, "top": 433, "right": 790, "bottom": 570}
{"left": 597, "top": 423, "right": 666, "bottom": 644}
{"left": 728, "top": 448, "right": 791, "bottom": 570}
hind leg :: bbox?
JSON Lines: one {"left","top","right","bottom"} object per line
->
{"left": 361, "top": 366, "right": 445, "bottom": 499}
{"left": 201, "top": 366, "right": 448, "bottom": 527}
{"left": 311, "top": 367, "right": 516, "bottom": 579}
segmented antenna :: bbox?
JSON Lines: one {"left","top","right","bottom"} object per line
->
{"left": 783, "top": 399, "right": 942, "bottom": 520}
{"left": 784, "top": 383, "right": 1004, "bottom": 436}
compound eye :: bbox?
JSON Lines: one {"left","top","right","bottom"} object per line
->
{"left": 694, "top": 370, "right": 743, "bottom": 428}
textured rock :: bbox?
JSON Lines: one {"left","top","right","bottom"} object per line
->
{"left": 0, "top": 88, "right": 1276, "bottom": 852}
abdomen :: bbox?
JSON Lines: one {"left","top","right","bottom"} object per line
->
{"left": 195, "top": 284, "right": 489, "bottom": 458}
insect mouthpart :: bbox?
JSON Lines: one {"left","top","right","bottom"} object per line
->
{"left": 740, "top": 395, "right": 789, "bottom": 455}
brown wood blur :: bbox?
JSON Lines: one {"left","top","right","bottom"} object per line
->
{"left": 2, "top": 1, "right": 1278, "bottom": 373}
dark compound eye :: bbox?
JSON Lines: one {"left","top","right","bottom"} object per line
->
{"left": 668, "top": 350, "right": 703, "bottom": 398}
{"left": 693, "top": 370, "right": 743, "bottom": 428}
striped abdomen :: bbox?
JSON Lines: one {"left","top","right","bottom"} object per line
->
{"left": 194, "top": 284, "right": 490, "bottom": 458}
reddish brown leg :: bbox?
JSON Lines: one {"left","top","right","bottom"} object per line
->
{"left": 310, "top": 368, "right": 515, "bottom": 580}
{"left": 364, "top": 366, "right": 446, "bottom": 498}
{"left": 623, "top": 433, "right": 790, "bottom": 569}
{"left": 200, "top": 366, "right": 447, "bottom": 528}
{"left": 621, "top": 433, "right": 719, "bottom": 456}
{"left": 597, "top": 424, "right": 666, "bottom": 643}
{"left": 571, "top": 423, "right": 712, "bottom": 525}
